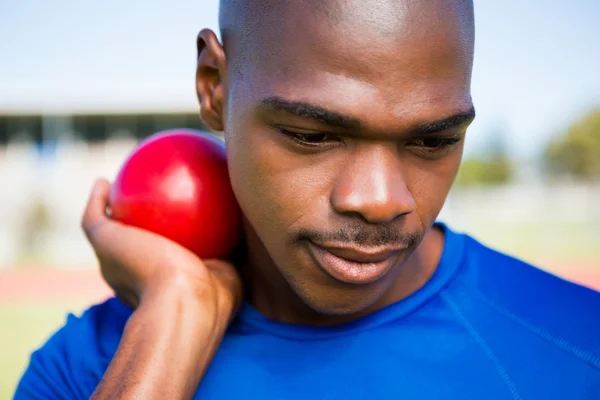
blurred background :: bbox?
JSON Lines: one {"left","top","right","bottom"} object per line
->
{"left": 1, "top": 0, "right": 599, "bottom": 397}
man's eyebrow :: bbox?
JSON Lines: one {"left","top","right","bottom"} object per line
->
{"left": 259, "top": 96, "right": 362, "bottom": 129}
{"left": 260, "top": 96, "right": 475, "bottom": 135}
{"left": 410, "top": 106, "right": 476, "bottom": 135}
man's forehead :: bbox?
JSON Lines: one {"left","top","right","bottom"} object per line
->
{"left": 223, "top": 0, "right": 475, "bottom": 134}
{"left": 237, "top": 32, "right": 473, "bottom": 125}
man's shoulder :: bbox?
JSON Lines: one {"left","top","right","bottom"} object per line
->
{"left": 454, "top": 232, "right": 600, "bottom": 365}
{"left": 62, "top": 297, "right": 131, "bottom": 361}
{"left": 14, "top": 297, "right": 131, "bottom": 399}
{"left": 461, "top": 233, "right": 600, "bottom": 307}
{"left": 31, "top": 296, "right": 130, "bottom": 357}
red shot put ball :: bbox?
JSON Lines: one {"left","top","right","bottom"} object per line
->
{"left": 108, "top": 129, "right": 242, "bottom": 259}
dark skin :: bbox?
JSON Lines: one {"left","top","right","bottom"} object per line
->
{"left": 85, "top": 0, "right": 475, "bottom": 398}
{"left": 199, "top": 0, "right": 475, "bottom": 324}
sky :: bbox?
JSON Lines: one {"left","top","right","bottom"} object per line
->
{"left": 1, "top": 0, "right": 599, "bottom": 159}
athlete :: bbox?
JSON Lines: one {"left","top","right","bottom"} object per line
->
{"left": 15, "top": 0, "right": 600, "bottom": 398}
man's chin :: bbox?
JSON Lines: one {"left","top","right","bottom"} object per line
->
{"left": 292, "top": 281, "right": 389, "bottom": 321}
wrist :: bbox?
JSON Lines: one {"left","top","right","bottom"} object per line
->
{"left": 140, "top": 268, "right": 234, "bottom": 329}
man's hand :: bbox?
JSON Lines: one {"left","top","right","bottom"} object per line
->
{"left": 81, "top": 178, "right": 243, "bottom": 316}
{"left": 81, "top": 179, "right": 243, "bottom": 399}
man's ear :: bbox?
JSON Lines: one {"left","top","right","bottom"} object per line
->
{"left": 196, "top": 29, "right": 227, "bottom": 132}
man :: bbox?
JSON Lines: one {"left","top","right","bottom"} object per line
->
{"left": 15, "top": 0, "right": 600, "bottom": 398}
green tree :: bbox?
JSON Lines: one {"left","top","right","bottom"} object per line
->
{"left": 543, "top": 108, "right": 600, "bottom": 181}
{"left": 455, "top": 157, "right": 513, "bottom": 186}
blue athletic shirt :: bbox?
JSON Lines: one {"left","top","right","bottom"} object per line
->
{"left": 14, "top": 224, "right": 600, "bottom": 399}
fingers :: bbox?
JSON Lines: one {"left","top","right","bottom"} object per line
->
{"left": 81, "top": 178, "right": 112, "bottom": 239}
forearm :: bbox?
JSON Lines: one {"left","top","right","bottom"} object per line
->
{"left": 91, "top": 285, "right": 228, "bottom": 400}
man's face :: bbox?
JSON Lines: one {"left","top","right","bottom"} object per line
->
{"left": 212, "top": 0, "right": 474, "bottom": 315}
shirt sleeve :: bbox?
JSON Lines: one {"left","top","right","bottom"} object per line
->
{"left": 13, "top": 298, "right": 131, "bottom": 400}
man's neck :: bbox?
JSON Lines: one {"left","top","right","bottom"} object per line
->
{"left": 241, "top": 224, "right": 445, "bottom": 326}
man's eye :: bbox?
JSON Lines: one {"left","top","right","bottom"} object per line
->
{"left": 406, "top": 136, "right": 463, "bottom": 158}
{"left": 410, "top": 136, "right": 462, "bottom": 150}
{"left": 413, "top": 137, "right": 461, "bottom": 149}
{"left": 294, "top": 133, "right": 330, "bottom": 143}
{"left": 278, "top": 128, "right": 338, "bottom": 146}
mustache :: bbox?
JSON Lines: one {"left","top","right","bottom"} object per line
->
{"left": 294, "top": 222, "right": 420, "bottom": 248}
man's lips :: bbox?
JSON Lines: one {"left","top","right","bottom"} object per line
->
{"left": 307, "top": 241, "right": 405, "bottom": 284}
{"left": 319, "top": 245, "right": 403, "bottom": 263}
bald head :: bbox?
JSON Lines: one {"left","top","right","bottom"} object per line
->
{"left": 218, "top": 0, "right": 475, "bottom": 79}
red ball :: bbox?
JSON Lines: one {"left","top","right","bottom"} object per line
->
{"left": 109, "top": 129, "right": 242, "bottom": 260}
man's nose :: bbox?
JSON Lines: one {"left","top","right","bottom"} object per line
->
{"left": 330, "top": 145, "right": 415, "bottom": 224}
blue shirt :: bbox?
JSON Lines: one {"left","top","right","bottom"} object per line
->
{"left": 15, "top": 224, "right": 600, "bottom": 399}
